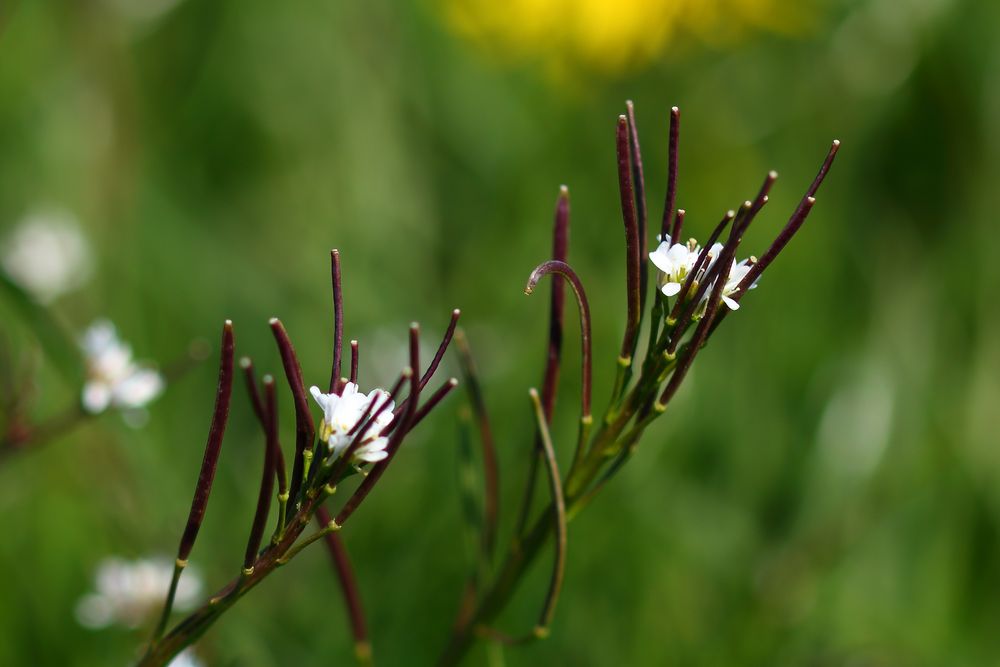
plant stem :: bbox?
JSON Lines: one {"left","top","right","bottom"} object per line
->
{"left": 139, "top": 494, "right": 322, "bottom": 666}
{"left": 437, "top": 500, "right": 556, "bottom": 667}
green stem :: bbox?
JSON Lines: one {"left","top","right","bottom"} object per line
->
{"left": 150, "top": 559, "right": 185, "bottom": 645}
{"left": 439, "top": 328, "right": 682, "bottom": 665}
{"left": 140, "top": 495, "right": 323, "bottom": 666}
{"left": 437, "top": 503, "right": 555, "bottom": 667}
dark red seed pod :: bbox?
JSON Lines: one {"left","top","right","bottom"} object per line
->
{"left": 329, "top": 249, "right": 344, "bottom": 394}
{"left": 616, "top": 115, "right": 642, "bottom": 359}
{"left": 177, "top": 320, "right": 234, "bottom": 561}
{"left": 269, "top": 318, "right": 315, "bottom": 508}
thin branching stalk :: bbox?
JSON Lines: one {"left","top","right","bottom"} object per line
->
{"left": 526, "top": 388, "right": 566, "bottom": 637}
{"left": 149, "top": 320, "right": 233, "bottom": 646}
{"left": 316, "top": 506, "right": 372, "bottom": 666}
{"left": 263, "top": 377, "right": 288, "bottom": 542}
{"left": 243, "top": 375, "right": 277, "bottom": 573}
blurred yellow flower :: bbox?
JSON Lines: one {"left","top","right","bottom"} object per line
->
{"left": 443, "top": 0, "right": 808, "bottom": 76}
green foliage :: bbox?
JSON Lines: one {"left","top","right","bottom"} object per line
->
{"left": 2, "top": 0, "right": 999, "bottom": 664}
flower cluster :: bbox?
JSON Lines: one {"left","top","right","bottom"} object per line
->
{"left": 310, "top": 383, "right": 394, "bottom": 464}
{"left": 649, "top": 234, "right": 757, "bottom": 311}
{"left": 80, "top": 320, "right": 165, "bottom": 414}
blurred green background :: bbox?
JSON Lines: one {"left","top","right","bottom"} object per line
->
{"left": 2, "top": 0, "right": 999, "bottom": 664}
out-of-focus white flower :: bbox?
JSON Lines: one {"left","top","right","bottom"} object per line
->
{"left": 169, "top": 649, "right": 204, "bottom": 667}
{"left": 310, "top": 382, "right": 394, "bottom": 463}
{"left": 816, "top": 360, "right": 895, "bottom": 481}
{"left": 0, "top": 208, "right": 92, "bottom": 303}
{"left": 80, "top": 320, "right": 165, "bottom": 414}
{"left": 75, "top": 557, "right": 201, "bottom": 629}
{"left": 648, "top": 235, "right": 698, "bottom": 297}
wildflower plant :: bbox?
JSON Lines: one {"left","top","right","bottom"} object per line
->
{"left": 437, "top": 102, "right": 838, "bottom": 663}
{"left": 136, "top": 102, "right": 836, "bottom": 666}
{"left": 138, "top": 251, "right": 460, "bottom": 666}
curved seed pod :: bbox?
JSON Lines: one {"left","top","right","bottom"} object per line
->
{"left": 525, "top": 260, "right": 592, "bottom": 420}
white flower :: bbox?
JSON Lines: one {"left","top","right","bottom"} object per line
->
{"left": 310, "top": 382, "right": 394, "bottom": 464}
{"left": 0, "top": 208, "right": 92, "bottom": 303}
{"left": 75, "top": 557, "right": 202, "bottom": 629}
{"left": 720, "top": 258, "right": 757, "bottom": 310}
{"left": 80, "top": 320, "right": 165, "bottom": 414}
{"left": 648, "top": 235, "right": 698, "bottom": 297}
{"left": 651, "top": 232, "right": 760, "bottom": 313}
{"left": 701, "top": 258, "right": 757, "bottom": 310}
{"left": 169, "top": 649, "right": 204, "bottom": 667}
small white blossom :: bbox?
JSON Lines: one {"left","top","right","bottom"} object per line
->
{"left": 0, "top": 208, "right": 92, "bottom": 303}
{"left": 169, "top": 649, "right": 204, "bottom": 667}
{"left": 75, "top": 557, "right": 201, "bottom": 629}
{"left": 648, "top": 235, "right": 699, "bottom": 297}
{"left": 310, "top": 382, "right": 394, "bottom": 464}
{"left": 700, "top": 253, "right": 757, "bottom": 311}
{"left": 650, "top": 232, "right": 759, "bottom": 313}
{"left": 719, "top": 258, "right": 757, "bottom": 310}
{"left": 80, "top": 320, "right": 165, "bottom": 414}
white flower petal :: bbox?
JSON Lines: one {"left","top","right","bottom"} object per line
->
{"left": 1, "top": 210, "right": 92, "bottom": 303}
{"left": 648, "top": 247, "right": 673, "bottom": 274}
{"left": 356, "top": 450, "right": 389, "bottom": 463}
{"left": 82, "top": 382, "right": 112, "bottom": 414}
{"left": 113, "top": 368, "right": 164, "bottom": 409}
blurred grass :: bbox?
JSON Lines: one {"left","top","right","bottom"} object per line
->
{"left": 2, "top": 0, "right": 1000, "bottom": 664}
